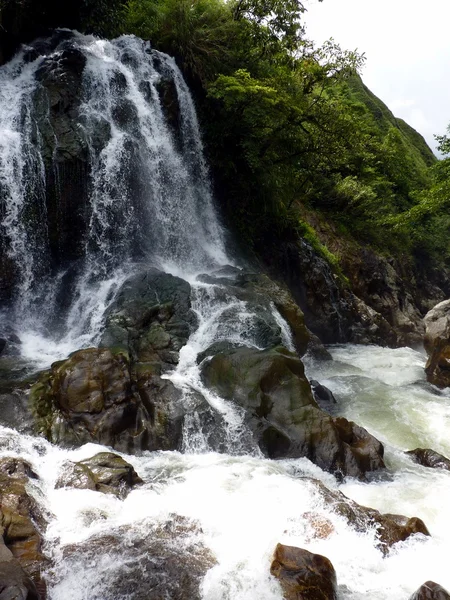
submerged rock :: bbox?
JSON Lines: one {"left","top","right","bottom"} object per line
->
{"left": 201, "top": 345, "right": 385, "bottom": 479}
{"left": 51, "top": 516, "right": 216, "bottom": 600}
{"left": 56, "top": 453, "right": 142, "bottom": 498}
{"left": 424, "top": 300, "right": 450, "bottom": 388}
{"left": 409, "top": 581, "right": 450, "bottom": 600}
{"left": 311, "top": 479, "right": 430, "bottom": 554}
{"left": 270, "top": 543, "right": 337, "bottom": 600}
{"left": 406, "top": 448, "right": 450, "bottom": 471}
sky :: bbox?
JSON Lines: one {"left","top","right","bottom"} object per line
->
{"left": 304, "top": 0, "right": 450, "bottom": 154}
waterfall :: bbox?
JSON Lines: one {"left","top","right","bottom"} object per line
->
{"left": 0, "top": 33, "right": 228, "bottom": 363}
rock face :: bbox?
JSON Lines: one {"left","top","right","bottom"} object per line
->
{"left": 30, "top": 347, "right": 184, "bottom": 453}
{"left": 29, "top": 269, "right": 202, "bottom": 452}
{"left": 406, "top": 448, "right": 450, "bottom": 471}
{"left": 257, "top": 212, "right": 450, "bottom": 348}
{"left": 270, "top": 543, "right": 337, "bottom": 600}
{"left": 311, "top": 479, "right": 430, "bottom": 554}
{"left": 424, "top": 300, "right": 450, "bottom": 388}
{"left": 0, "top": 458, "right": 47, "bottom": 597}
{"left": 56, "top": 453, "right": 142, "bottom": 498}
{"left": 0, "top": 543, "right": 40, "bottom": 600}
{"left": 100, "top": 269, "right": 197, "bottom": 367}
{"left": 50, "top": 516, "right": 215, "bottom": 600}
{"left": 409, "top": 581, "right": 450, "bottom": 600}
{"left": 201, "top": 345, "right": 385, "bottom": 479}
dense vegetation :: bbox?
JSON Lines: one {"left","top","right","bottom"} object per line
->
{"left": 1, "top": 0, "right": 448, "bottom": 268}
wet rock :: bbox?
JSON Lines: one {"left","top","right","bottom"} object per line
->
{"left": 406, "top": 448, "right": 450, "bottom": 471}
{"left": 0, "top": 458, "right": 47, "bottom": 595}
{"left": 29, "top": 347, "right": 184, "bottom": 453}
{"left": 310, "top": 380, "right": 337, "bottom": 412}
{"left": 0, "top": 329, "right": 21, "bottom": 358}
{"left": 409, "top": 581, "right": 450, "bottom": 600}
{"left": 311, "top": 479, "right": 430, "bottom": 554}
{"left": 52, "top": 516, "right": 216, "bottom": 600}
{"left": 201, "top": 345, "right": 385, "bottom": 479}
{"left": 0, "top": 543, "right": 40, "bottom": 600}
{"left": 270, "top": 543, "right": 337, "bottom": 600}
{"left": 56, "top": 452, "right": 142, "bottom": 498}
{"left": 424, "top": 300, "right": 450, "bottom": 388}
{"left": 100, "top": 269, "right": 196, "bottom": 368}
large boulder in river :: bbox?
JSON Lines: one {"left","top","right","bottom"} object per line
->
{"left": 310, "top": 479, "right": 430, "bottom": 554}
{"left": 406, "top": 448, "right": 450, "bottom": 471}
{"left": 29, "top": 347, "right": 184, "bottom": 453}
{"left": 201, "top": 345, "right": 385, "bottom": 479}
{"left": 270, "top": 543, "right": 337, "bottom": 600}
{"left": 409, "top": 582, "right": 450, "bottom": 600}
{"left": 56, "top": 452, "right": 142, "bottom": 498}
{"left": 424, "top": 300, "right": 450, "bottom": 388}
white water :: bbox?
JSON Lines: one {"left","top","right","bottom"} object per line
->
{"left": 0, "top": 345, "right": 449, "bottom": 598}
{"left": 0, "top": 33, "right": 227, "bottom": 365}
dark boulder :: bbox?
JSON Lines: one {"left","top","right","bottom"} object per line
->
{"left": 29, "top": 347, "right": 184, "bottom": 453}
{"left": 406, "top": 448, "right": 450, "bottom": 471}
{"left": 0, "top": 543, "right": 40, "bottom": 600}
{"left": 100, "top": 269, "right": 196, "bottom": 368}
{"left": 198, "top": 269, "right": 310, "bottom": 356}
{"left": 201, "top": 346, "right": 385, "bottom": 479}
{"left": 56, "top": 452, "right": 142, "bottom": 498}
{"left": 409, "top": 582, "right": 450, "bottom": 600}
{"left": 310, "top": 380, "right": 337, "bottom": 412}
{"left": 270, "top": 543, "right": 337, "bottom": 600}
{"left": 311, "top": 479, "right": 430, "bottom": 554}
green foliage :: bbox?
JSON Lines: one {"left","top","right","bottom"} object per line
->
{"left": 124, "top": 0, "right": 236, "bottom": 81}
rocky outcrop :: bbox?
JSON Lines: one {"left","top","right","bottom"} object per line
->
{"left": 424, "top": 300, "right": 450, "bottom": 388}
{"left": 201, "top": 345, "right": 385, "bottom": 479}
{"left": 257, "top": 210, "right": 450, "bottom": 348}
{"left": 27, "top": 269, "right": 200, "bottom": 452}
{"left": 409, "top": 581, "right": 450, "bottom": 600}
{"left": 56, "top": 453, "right": 142, "bottom": 498}
{"left": 51, "top": 516, "right": 216, "bottom": 600}
{"left": 270, "top": 543, "right": 337, "bottom": 600}
{"left": 100, "top": 269, "right": 197, "bottom": 367}
{"left": 30, "top": 347, "right": 184, "bottom": 453}
{"left": 0, "top": 458, "right": 47, "bottom": 596}
{"left": 311, "top": 479, "right": 430, "bottom": 554}
{"left": 406, "top": 448, "right": 450, "bottom": 471}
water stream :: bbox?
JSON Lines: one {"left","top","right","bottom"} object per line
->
{"left": 0, "top": 346, "right": 448, "bottom": 598}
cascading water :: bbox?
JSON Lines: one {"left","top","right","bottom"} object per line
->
{"left": 0, "top": 30, "right": 449, "bottom": 600}
{"left": 0, "top": 32, "right": 227, "bottom": 364}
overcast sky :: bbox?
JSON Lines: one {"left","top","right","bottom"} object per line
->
{"left": 304, "top": 0, "right": 450, "bottom": 154}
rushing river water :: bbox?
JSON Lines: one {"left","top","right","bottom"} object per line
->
{"left": 0, "top": 344, "right": 448, "bottom": 599}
